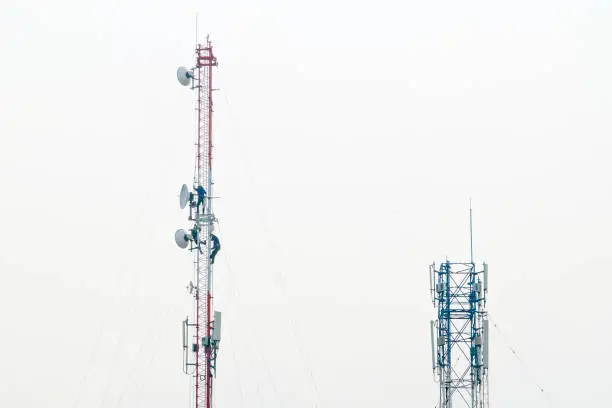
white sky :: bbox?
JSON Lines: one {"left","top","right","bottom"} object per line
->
{"left": 1, "top": 0, "right": 611, "bottom": 407}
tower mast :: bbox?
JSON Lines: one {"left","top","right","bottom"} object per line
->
{"left": 428, "top": 210, "right": 489, "bottom": 408}
{"left": 196, "top": 37, "right": 217, "bottom": 408}
{"left": 175, "top": 37, "right": 221, "bottom": 408}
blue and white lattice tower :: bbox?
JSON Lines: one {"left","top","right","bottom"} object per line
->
{"left": 429, "top": 210, "right": 489, "bottom": 408}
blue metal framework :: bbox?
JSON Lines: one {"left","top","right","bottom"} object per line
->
{"left": 430, "top": 261, "right": 489, "bottom": 408}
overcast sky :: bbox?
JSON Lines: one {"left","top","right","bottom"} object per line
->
{"left": 1, "top": 1, "right": 611, "bottom": 407}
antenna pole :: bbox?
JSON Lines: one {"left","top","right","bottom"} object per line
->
{"left": 469, "top": 199, "right": 474, "bottom": 264}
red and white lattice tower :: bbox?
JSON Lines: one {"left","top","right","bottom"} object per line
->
{"left": 175, "top": 37, "right": 221, "bottom": 408}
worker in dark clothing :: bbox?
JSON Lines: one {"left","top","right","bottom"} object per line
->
{"left": 210, "top": 234, "right": 221, "bottom": 264}
{"left": 196, "top": 186, "right": 206, "bottom": 211}
{"left": 191, "top": 225, "right": 200, "bottom": 250}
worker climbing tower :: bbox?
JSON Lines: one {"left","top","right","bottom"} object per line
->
{"left": 429, "top": 208, "right": 489, "bottom": 408}
{"left": 174, "top": 37, "right": 222, "bottom": 408}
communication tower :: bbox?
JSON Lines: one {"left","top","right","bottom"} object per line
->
{"left": 175, "top": 38, "right": 222, "bottom": 408}
{"left": 429, "top": 208, "right": 489, "bottom": 408}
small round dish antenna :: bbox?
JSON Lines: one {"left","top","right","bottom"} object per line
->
{"left": 179, "top": 184, "right": 190, "bottom": 209}
{"left": 175, "top": 229, "right": 191, "bottom": 249}
{"left": 177, "top": 66, "right": 193, "bottom": 86}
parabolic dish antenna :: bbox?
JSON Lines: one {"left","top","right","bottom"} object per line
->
{"left": 177, "top": 66, "right": 193, "bottom": 86}
{"left": 179, "top": 184, "right": 190, "bottom": 209}
{"left": 175, "top": 229, "right": 190, "bottom": 249}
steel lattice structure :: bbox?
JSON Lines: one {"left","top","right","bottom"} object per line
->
{"left": 195, "top": 39, "right": 217, "bottom": 408}
{"left": 176, "top": 38, "right": 221, "bottom": 408}
{"left": 429, "top": 260, "right": 489, "bottom": 408}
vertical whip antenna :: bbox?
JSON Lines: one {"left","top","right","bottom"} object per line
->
{"left": 469, "top": 198, "right": 474, "bottom": 265}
